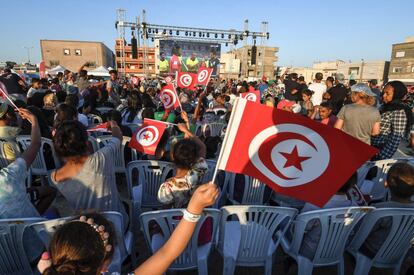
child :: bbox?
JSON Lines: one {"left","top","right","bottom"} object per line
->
{"left": 299, "top": 89, "right": 315, "bottom": 117}
{"left": 312, "top": 102, "right": 337, "bottom": 127}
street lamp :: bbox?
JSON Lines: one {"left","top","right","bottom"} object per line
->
{"left": 23, "top": 46, "right": 33, "bottom": 64}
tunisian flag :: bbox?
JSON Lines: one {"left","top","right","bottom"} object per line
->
{"left": 195, "top": 67, "right": 213, "bottom": 86}
{"left": 129, "top": 119, "right": 168, "bottom": 155}
{"left": 240, "top": 90, "right": 261, "bottom": 103}
{"left": 177, "top": 72, "right": 196, "bottom": 91}
{"left": 160, "top": 84, "right": 180, "bottom": 111}
{"left": 217, "top": 98, "right": 378, "bottom": 207}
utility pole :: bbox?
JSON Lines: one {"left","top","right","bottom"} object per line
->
{"left": 360, "top": 58, "right": 364, "bottom": 82}
{"left": 23, "top": 46, "right": 33, "bottom": 64}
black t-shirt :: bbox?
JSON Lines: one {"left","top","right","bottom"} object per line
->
{"left": 283, "top": 79, "right": 300, "bottom": 101}
{"left": 0, "top": 73, "right": 25, "bottom": 94}
{"left": 327, "top": 83, "right": 348, "bottom": 114}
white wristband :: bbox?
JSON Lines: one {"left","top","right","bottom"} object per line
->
{"left": 183, "top": 209, "right": 201, "bottom": 223}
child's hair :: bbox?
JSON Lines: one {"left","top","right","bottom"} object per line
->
{"left": 387, "top": 162, "right": 414, "bottom": 199}
{"left": 172, "top": 138, "right": 201, "bottom": 169}
{"left": 302, "top": 89, "right": 314, "bottom": 97}
{"left": 53, "top": 120, "right": 88, "bottom": 159}
{"left": 43, "top": 213, "right": 115, "bottom": 275}
{"left": 338, "top": 172, "right": 357, "bottom": 193}
{"left": 53, "top": 103, "right": 77, "bottom": 129}
{"left": 319, "top": 102, "right": 333, "bottom": 110}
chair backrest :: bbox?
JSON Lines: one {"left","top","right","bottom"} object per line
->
{"left": 126, "top": 160, "right": 175, "bottom": 208}
{"left": 100, "top": 211, "right": 129, "bottom": 263}
{"left": 95, "top": 107, "right": 114, "bottom": 114}
{"left": 96, "top": 136, "right": 137, "bottom": 173}
{"left": 140, "top": 208, "right": 220, "bottom": 269}
{"left": 290, "top": 207, "right": 374, "bottom": 265}
{"left": 124, "top": 123, "right": 141, "bottom": 134}
{"left": 29, "top": 217, "right": 73, "bottom": 247}
{"left": 203, "top": 123, "right": 224, "bottom": 137}
{"left": 218, "top": 206, "right": 297, "bottom": 262}
{"left": 16, "top": 136, "right": 61, "bottom": 175}
{"left": 348, "top": 208, "right": 414, "bottom": 265}
{"left": 203, "top": 159, "right": 217, "bottom": 183}
{"left": 0, "top": 218, "right": 45, "bottom": 275}
{"left": 87, "top": 114, "right": 103, "bottom": 126}
{"left": 227, "top": 174, "right": 271, "bottom": 205}
{"left": 88, "top": 135, "right": 99, "bottom": 153}
{"left": 357, "top": 158, "right": 404, "bottom": 202}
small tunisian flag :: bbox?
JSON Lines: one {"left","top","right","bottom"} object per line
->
{"left": 217, "top": 98, "right": 378, "bottom": 207}
{"left": 129, "top": 119, "right": 168, "bottom": 155}
{"left": 160, "top": 84, "right": 180, "bottom": 111}
{"left": 240, "top": 90, "right": 261, "bottom": 103}
{"left": 87, "top": 122, "right": 110, "bottom": 133}
{"left": 195, "top": 67, "right": 213, "bottom": 86}
{"left": 177, "top": 72, "right": 196, "bottom": 91}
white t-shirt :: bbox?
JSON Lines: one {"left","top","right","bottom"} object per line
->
{"left": 308, "top": 82, "right": 327, "bottom": 106}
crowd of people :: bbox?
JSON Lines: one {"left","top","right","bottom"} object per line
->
{"left": 0, "top": 63, "right": 414, "bottom": 274}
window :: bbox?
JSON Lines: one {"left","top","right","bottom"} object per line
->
{"left": 75, "top": 49, "right": 82, "bottom": 56}
{"left": 130, "top": 65, "right": 135, "bottom": 69}
{"left": 395, "top": 51, "right": 405, "bottom": 58}
{"left": 63, "top": 49, "right": 70, "bottom": 55}
{"left": 50, "top": 60, "right": 59, "bottom": 66}
{"left": 393, "top": 67, "right": 403, "bottom": 73}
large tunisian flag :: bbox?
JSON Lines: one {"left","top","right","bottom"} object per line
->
{"left": 217, "top": 98, "right": 378, "bottom": 207}
{"left": 240, "top": 90, "right": 261, "bottom": 103}
{"left": 129, "top": 119, "right": 168, "bottom": 155}
{"left": 195, "top": 67, "right": 213, "bottom": 86}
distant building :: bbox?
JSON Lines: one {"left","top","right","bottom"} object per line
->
{"left": 312, "top": 60, "right": 345, "bottom": 77}
{"left": 232, "top": 45, "right": 278, "bottom": 80}
{"left": 219, "top": 52, "right": 241, "bottom": 79}
{"left": 388, "top": 37, "right": 414, "bottom": 85}
{"left": 115, "top": 39, "right": 156, "bottom": 76}
{"left": 40, "top": 39, "right": 114, "bottom": 72}
{"left": 337, "top": 60, "right": 390, "bottom": 85}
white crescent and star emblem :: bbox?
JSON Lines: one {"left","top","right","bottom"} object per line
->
{"left": 180, "top": 74, "right": 193, "bottom": 87}
{"left": 245, "top": 93, "right": 257, "bottom": 102}
{"left": 136, "top": 126, "right": 159, "bottom": 147}
{"left": 160, "top": 89, "right": 176, "bottom": 109}
{"left": 198, "top": 70, "right": 208, "bottom": 82}
{"left": 248, "top": 123, "right": 330, "bottom": 187}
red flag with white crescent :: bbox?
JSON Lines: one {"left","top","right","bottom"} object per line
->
{"left": 196, "top": 67, "right": 213, "bottom": 86}
{"left": 177, "top": 72, "right": 196, "bottom": 91}
{"left": 131, "top": 76, "right": 139, "bottom": 86}
{"left": 165, "top": 76, "right": 173, "bottom": 84}
{"left": 240, "top": 90, "right": 261, "bottom": 103}
{"left": 217, "top": 98, "right": 378, "bottom": 207}
{"left": 129, "top": 119, "right": 168, "bottom": 155}
{"left": 160, "top": 83, "right": 180, "bottom": 111}
{"left": 87, "top": 122, "right": 110, "bottom": 133}
{"left": 39, "top": 61, "right": 46, "bottom": 79}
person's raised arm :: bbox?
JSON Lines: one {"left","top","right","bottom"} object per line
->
{"left": 77, "top": 62, "right": 87, "bottom": 75}
{"left": 19, "top": 109, "right": 41, "bottom": 169}
{"left": 192, "top": 92, "right": 205, "bottom": 124}
{"left": 134, "top": 183, "right": 218, "bottom": 275}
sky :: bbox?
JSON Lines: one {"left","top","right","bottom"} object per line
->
{"left": 1, "top": 0, "right": 413, "bottom": 67}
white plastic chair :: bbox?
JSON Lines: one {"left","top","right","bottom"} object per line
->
{"left": 357, "top": 158, "right": 403, "bottom": 202}
{"left": 227, "top": 174, "right": 272, "bottom": 205}
{"left": 88, "top": 135, "right": 99, "bottom": 153}
{"left": 203, "top": 122, "right": 224, "bottom": 137}
{"left": 126, "top": 160, "right": 175, "bottom": 210}
{"left": 281, "top": 207, "right": 374, "bottom": 275}
{"left": 0, "top": 217, "right": 45, "bottom": 275}
{"left": 140, "top": 208, "right": 220, "bottom": 275}
{"left": 96, "top": 136, "right": 137, "bottom": 173}
{"left": 217, "top": 206, "right": 298, "bottom": 275}
{"left": 95, "top": 107, "right": 114, "bottom": 114}
{"left": 87, "top": 113, "right": 103, "bottom": 126}
{"left": 347, "top": 208, "right": 414, "bottom": 275}
{"left": 16, "top": 136, "right": 61, "bottom": 177}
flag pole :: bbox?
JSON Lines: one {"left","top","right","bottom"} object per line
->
{"left": 174, "top": 71, "right": 183, "bottom": 112}
{"left": 210, "top": 98, "right": 240, "bottom": 185}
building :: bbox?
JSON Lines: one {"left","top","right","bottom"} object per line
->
{"left": 337, "top": 60, "right": 390, "bottom": 85}
{"left": 232, "top": 45, "right": 279, "bottom": 79}
{"left": 287, "top": 67, "right": 321, "bottom": 83}
{"left": 388, "top": 37, "right": 414, "bottom": 85}
{"left": 40, "top": 40, "right": 114, "bottom": 72}
{"left": 219, "top": 52, "right": 241, "bottom": 79}
{"left": 312, "top": 60, "right": 345, "bottom": 77}
{"left": 115, "top": 39, "right": 156, "bottom": 76}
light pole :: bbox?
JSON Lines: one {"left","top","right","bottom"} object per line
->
{"left": 23, "top": 46, "right": 33, "bottom": 64}
{"left": 360, "top": 58, "right": 364, "bottom": 82}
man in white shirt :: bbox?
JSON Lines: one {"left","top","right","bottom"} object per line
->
{"left": 308, "top": 72, "right": 327, "bottom": 106}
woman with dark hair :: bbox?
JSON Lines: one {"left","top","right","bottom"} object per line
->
{"left": 120, "top": 92, "right": 142, "bottom": 124}
{"left": 52, "top": 103, "right": 77, "bottom": 132}
{"left": 49, "top": 120, "right": 128, "bottom": 223}
{"left": 372, "top": 81, "right": 413, "bottom": 159}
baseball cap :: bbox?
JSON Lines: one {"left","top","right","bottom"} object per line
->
{"left": 351, "top": 83, "right": 376, "bottom": 97}
{"left": 335, "top": 73, "right": 345, "bottom": 81}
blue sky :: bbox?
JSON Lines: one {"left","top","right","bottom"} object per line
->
{"left": 1, "top": 0, "right": 413, "bottom": 66}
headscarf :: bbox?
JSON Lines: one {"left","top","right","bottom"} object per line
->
{"left": 381, "top": 81, "right": 413, "bottom": 135}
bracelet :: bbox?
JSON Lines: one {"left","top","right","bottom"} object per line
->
{"left": 183, "top": 209, "right": 201, "bottom": 223}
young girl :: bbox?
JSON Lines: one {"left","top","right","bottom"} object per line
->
{"left": 299, "top": 89, "right": 315, "bottom": 117}
{"left": 38, "top": 184, "right": 219, "bottom": 275}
